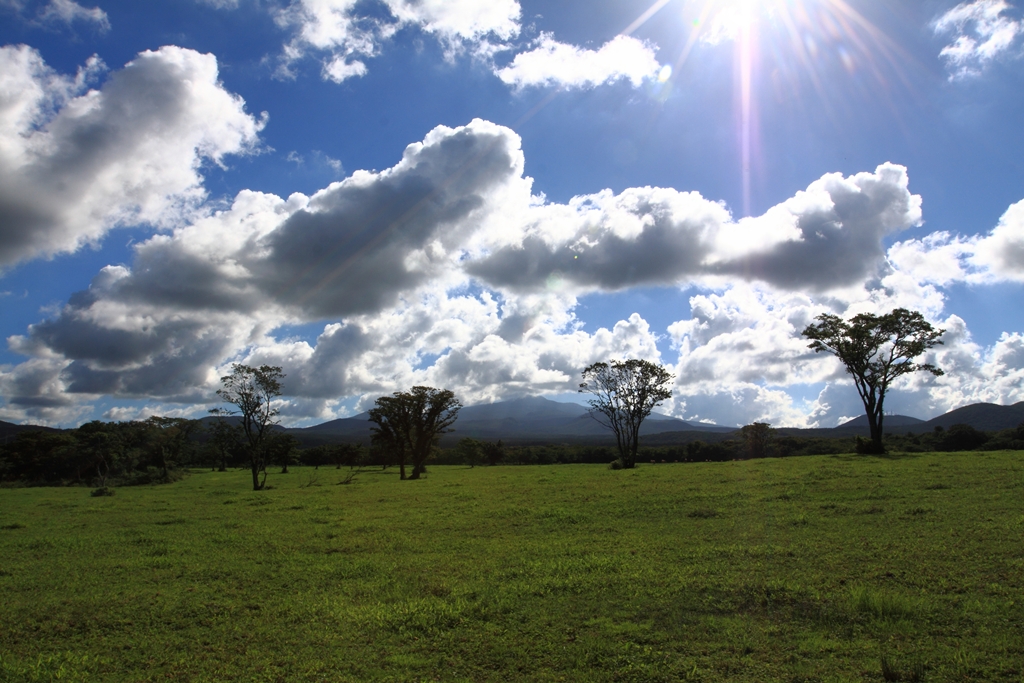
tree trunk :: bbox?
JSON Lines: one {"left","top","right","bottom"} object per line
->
{"left": 409, "top": 460, "right": 424, "bottom": 479}
{"left": 866, "top": 409, "right": 885, "bottom": 454}
{"left": 622, "top": 427, "right": 639, "bottom": 468}
{"left": 250, "top": 462, "right": 263, "bottom": 490}
{"left": 399, "top": 461, "right": 406, "bottom": 480}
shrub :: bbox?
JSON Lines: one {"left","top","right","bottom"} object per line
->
{"left": 855, "top": 436, "right": 887, "bottom": 455}
{"left": 940, "top": 423, "right": 989, "bottom": 451}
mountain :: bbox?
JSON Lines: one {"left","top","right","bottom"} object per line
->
{"left": 287, "top": 396, "right": 732, "bottom": 446}
{"left": 922, "top": 402, "right": 1024, "bottom": 431}
{"left": 827, "top": 402, "right": 1024, "bottom": 435}
{"left": 5, "top": 399, "right": 1022, "bottom": 447}
{"left": 836, "top": 414, "right": 925, "bottom": 428}
{"left": 0, "top": 419, "right": 57, "bottom": 442}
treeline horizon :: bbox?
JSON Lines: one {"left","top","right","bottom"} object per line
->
{"left": 3, "top": 416, "right": 1023, "bottom": 488}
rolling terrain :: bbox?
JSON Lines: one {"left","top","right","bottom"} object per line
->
{"left": 1, "top": 452, "right": 1021, "bottom": 681}
{"left": 5, "top": 398, "right": 1024, "bottom": 447}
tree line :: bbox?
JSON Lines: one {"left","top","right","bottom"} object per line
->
{"left": 2, "top": 307, "right": 990, "bottom": 490}
{"left": 6, "top": 417, "right": 1016, "bottom": 489}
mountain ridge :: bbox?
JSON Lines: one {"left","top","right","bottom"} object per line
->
{"left": 4, "top": 399, "right": 1024, "bottom": 446}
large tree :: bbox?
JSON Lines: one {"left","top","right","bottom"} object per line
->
{"left": 802, "top": 308, "right": 944, "bottom": 454}
{"left": 579, "top": 359, "right": 674, "bottom": 469}
{"left": 144, "top": 417, "right": 202, "bottom": 480}
{"left": 368, "top": 386, "right": 461, "bottom": 480}
{"left": 212, "top": 364, "right": 284, "bottom": 490}
{"left": 740, "top": 422, "right": 774, "bottom": 459}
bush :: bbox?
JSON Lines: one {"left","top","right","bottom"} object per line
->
{"left": 90, "top": 486, "right": 114, "bottom": 497}
{"left": 940, "top": 423, "right": 989, "bottom": 451}
{"left": 855, "top": 437, "right": 887, "bottom": 455}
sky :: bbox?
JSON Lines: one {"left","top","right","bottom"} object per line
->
{"left": 0, "top": 0, "right": 1023, "bottom": 429}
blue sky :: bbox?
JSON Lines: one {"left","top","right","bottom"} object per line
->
{"left": 1, "top": 0, "right": 1023, "bottom": 428}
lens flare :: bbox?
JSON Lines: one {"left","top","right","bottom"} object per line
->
{"left": 673, "top": 0, "right": 914, "bottom": 216}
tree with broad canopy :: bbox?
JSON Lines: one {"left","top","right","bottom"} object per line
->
{"left": 212, "top": 364, "right": 284, "bottom": 490}
{"left": 802, "top": 308, "right": 943, "bottom": 454}
{"left": 368, "top": 386, "right": 461, "bottom": 480}
{"left": 579, "top": 359, "right": 674, "bottom": 469}
{"left": 741, "top": 422, "right": 774, "bottom": 459}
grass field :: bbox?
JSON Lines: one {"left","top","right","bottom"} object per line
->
{"left": 1, "top": 452, "right": 1022, "bottom": 682}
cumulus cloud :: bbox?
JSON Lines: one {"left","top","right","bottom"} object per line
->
{"left": 887, "top": 198, "right": 1024, "bottom": 285}
{"left": 2, "top": 116, "right": 1022, "bottom": 428}
{"left": 467, "top": 163, "right": 921, "bottom": 295}
{"left": 275, "top": 0, "right": 520, "bottom": 80}
{"left": 386, "top": 0, "right": 520, "bottom": 44}
{"left": 269, "top": 0, "right": 661, "bottom": 91}
{"left": 495, "top": 34, "right": 661, "bottom": 90}
{"left": 0, "top": 45, "right": 265, "bottom": 270}
{"left": 934, "top": 0, "right": 1023, "bottom": 79}
{"left": 971, "top": 198, "right": 1024, "bottom": 279}
{"left": 39, "top": 0, "right": 109, "bottom": 29}
{"left": 0, "top": 120, "right": 532, "bottom": 418}
{"left": 657, "top": 280, "right": 1022, "bottom": 428}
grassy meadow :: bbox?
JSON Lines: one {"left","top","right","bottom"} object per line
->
{"left": 1, "top": 452, "right": 1022, "bottom": 682}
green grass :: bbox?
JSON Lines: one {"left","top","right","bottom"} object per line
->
{"left": 1, "top": 452, "right": 1022, "bottom": 682}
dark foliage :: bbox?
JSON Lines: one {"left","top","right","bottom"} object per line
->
{"left": 803, "top": 308, "right": 944, "bottom": 453}
{"left": 299, "top": 443, "right": 365, "bottom": 469}
{"left": 579, "top": 359, "right": 673, "bottom": 469}
{"left": 213, "top": 364, "right": 285, "bottom": 490}
{"left": 938, "top": 423, "right": 989, "bottom": 451}
{"left": 0, "top": 419, "right": 203, "bottom": 486}
{"left": 369, "top": 386, "right": 461, "bottom": 480}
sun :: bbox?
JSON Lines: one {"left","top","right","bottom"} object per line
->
{"left": 697, "top": 0, "right": 764, "bottom": 45}
{"left": 634, "top": 0, "right": 910, "bottom": 215}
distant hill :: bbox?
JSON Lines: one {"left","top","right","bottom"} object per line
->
{"left": 826, "top": 402, "right": 1024, "bottom": 436}
{"left": 287, "top": 396, "right": 732, "bottom": 446}
{"left": 920, "top": 402, "right": 1024, "bottom": 431}
{"left": 0, "top": 419, "right": 57, "bottom": 442}
{"left": 836, "top": 414, "right": 925, "bottom": 429}
{"left": 4, "top": 399, "right": 1023, "bottom": 447}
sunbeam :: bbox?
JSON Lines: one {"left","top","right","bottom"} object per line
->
{"left": 676, "top": 0, "right": 918, "bottom": 215}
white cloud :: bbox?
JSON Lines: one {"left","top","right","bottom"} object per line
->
{"left": 887, "top": 198, "right": 1024, "bottom": 285}
{"left": 276, "top": 0, "right": 520, "bottom": 80}
{"left": 495, "top": 34, "right": 661, "bottom": 90}
{"left": 2, "top": 116, "right": 1022, "bottom": 428}
{"left": 385, "top": 0, "right": 519, "bottom": 43}
{"left": 467, "top": 163, "right": 922, "bottom": 295}
{"left": 323, "top": 55, "right": 367, "bottom": 82}
{"left": 39, "top": 0, "right": 109, "bottom": 30}
{"left": 971, "top": 198, "right": 1024, "bottom": 279}
{"left": 934, "top": 0, "right": 1024, "bottom": 79}
{"left": 0, "top": 45, "right": 265, "bottom": 270}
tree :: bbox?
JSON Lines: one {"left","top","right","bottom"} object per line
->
{"left": 741, "top": 422, "right": 774, "bottom": 459}
{"left": 266, "top": 432, "right": 299, "bottom": 474}
{"left": 369, "top": 404, "right": 409, "bottom": 478}
{"left": 368, "top": 386, "right": 461, "bottom": 480}
{"left": 207, "top": 416, "right": 241, "bottom": 472}
{"left": 454, "top": 438, "right": 484, "bottom": 468}
{"left": 144, "top": 417, "right": 202, "bottom": 479}
{"left": 482, "top": 439, "right": 505, "bottom": 467}
{"left": 212, "top": 364, "right": 284, "bottom": 490}
{"left": 802, "top": 308, "right": 943, "bottom": 454}
{"left": 940, "top": 423, "right": 989, "bottom": 452}
{"left": 579, "top": 359, "right": 674, "bottom": 469}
